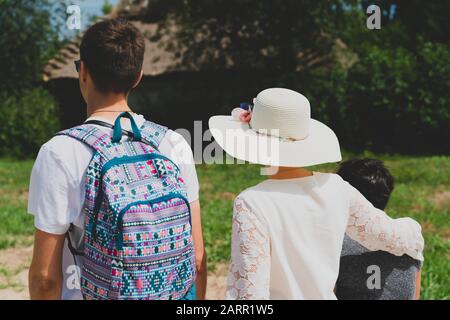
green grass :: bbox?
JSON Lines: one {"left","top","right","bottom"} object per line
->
{"left": 0, "top": 159, "right": 34, "bottom": 249}
{"left": 0, "top": 153, "right": 449, "bottom": 299}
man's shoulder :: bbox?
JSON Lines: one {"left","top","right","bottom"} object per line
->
{"left": 36, "top": 134, "right": 93, "bottom": 169}
{"left": 139, "top": 115, "right": 190, "bottom": 150}
{"left": 158, "top": 129, "right": 195, "bottom": 163}
{"left": 42, "top": 134, "right": 91, "bottom": 154}
{"left": 161, "top": 129, "right": 189, "bottom": 147}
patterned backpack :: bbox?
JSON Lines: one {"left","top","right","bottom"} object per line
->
{"left": 58, "top": 112, "right": 196, "bottom": 300}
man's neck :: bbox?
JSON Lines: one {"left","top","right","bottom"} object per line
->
{"left": 86, "top": 92, "right": 131, "bottom": 119}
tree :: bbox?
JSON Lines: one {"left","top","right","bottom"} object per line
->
{"left": 0, "top": 0, "right": 63, "bottom": 95}
{"left": 376, "top": 0, "right": 450, "bottom": 46}
{"left": 148, "top": 0, "right": 348, "bottom": 85}
{"left": 345, "top": 0, "right": 450, "bottom": 50}
{"left": 0, "top": 0, "right": 63, "bottom": 157}
{"left": 102, "top": 0, "right": 113, "bottom": 15}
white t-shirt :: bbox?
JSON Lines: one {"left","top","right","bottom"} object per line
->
{"left": 28, "top": 114, "right": 199, "bottom": 300}
{"left": 225, "top": 173, "right": 424, "bottom": 300}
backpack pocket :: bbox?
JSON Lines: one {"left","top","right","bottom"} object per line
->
{"left": 115, "top": 194, "right": 196, "bottom": 300}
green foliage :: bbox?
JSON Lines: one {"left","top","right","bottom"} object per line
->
{"left": 344, "top": 42, "right": 450, "bottom": 152}
{"left": 0, "top": 0, "right": 62, "bottom": 94}
{"left": 102, "top": 0, "right": 113, "bottom": 15}
{"left": 335, "top": 2, "right": 450, "bottom": 152}
{"left": 0, "top": 88, "right": 60, "bottom": 158}
{"left": 377, "top": 0, "right": 450, "bottom": 46}
{"left": 0, "top": 0, "right": 64, "bottom": 158}
{"left": 299, "top": 41, "right": 450, "bottom": 153}
{"left": 298, "top": 64, "right": 351, "bottom": 143}
{"left": 294, "top": 42, "right": 450, "bottom": 154}
{"left": 342, "top": 1, "right": 450, "bottom": 50}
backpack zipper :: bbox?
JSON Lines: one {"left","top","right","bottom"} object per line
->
{"left": 101, "top": 153, "right": 180, "bottom": 175}
{"left": 115, "top": 192, "right": 191, "bottom": 250}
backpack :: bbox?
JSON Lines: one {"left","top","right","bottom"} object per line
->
{"left": 57, "top": 112, "right": 196, "bottom": 300}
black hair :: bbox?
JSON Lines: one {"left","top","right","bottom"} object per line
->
{"left": 79, "top": 18, "right": 145, "bottom": 93}
{"left": 337, "top": 158, "right": 394, "bottom": 210}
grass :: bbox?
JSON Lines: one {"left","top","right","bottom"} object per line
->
{"left": 0, "top": 153, "right": 449, "bottom": 299}
{"left": 0, "top": 159, "right": 34, "bottom": 249}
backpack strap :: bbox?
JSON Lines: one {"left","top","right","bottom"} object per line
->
{"left": 57, "top": 119, "right": 168, "bottom": 153}
{"left": 56, "top": 124, "right": 113, "bottom": 159}
{"left": 140, "top": 120, "right": 168, "bottom": 149}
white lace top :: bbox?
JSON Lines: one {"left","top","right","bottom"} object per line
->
{"left": 225, "top": 173, "right": 424, "bottom": 300}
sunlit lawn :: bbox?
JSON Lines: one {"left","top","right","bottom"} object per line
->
{"left": 0, "top": 152, "right": 449, "bottom": 299}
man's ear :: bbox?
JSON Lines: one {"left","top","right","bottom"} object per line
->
{"left": 80, "top": 61, "right": 89, "bottom": 84}
{"left": 132, "top": 70, "right": 144, "bottom": 89}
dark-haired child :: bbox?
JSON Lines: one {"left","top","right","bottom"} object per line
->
{"left": 336, "top": 158, "right": 422, "bottom": 300}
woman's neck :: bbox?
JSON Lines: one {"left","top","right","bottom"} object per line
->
{"left": 267, "top": 167, "right": 313, "bottom": 180}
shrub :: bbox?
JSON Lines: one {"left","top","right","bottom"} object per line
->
{"left": 299, "top": 64, "right": 350, "bottom": 146}
{"left": 0, "top": 88, "right": 60, "bottom": 158}
{"left": 325, "top": 42, "right": 450, "bottom": 153}
{"left": 0, "top": 0, "right": 61, "bottom": 94}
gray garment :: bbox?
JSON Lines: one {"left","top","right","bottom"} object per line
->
{"left": 335, "top": 234, "right": 421, "bottom": 300}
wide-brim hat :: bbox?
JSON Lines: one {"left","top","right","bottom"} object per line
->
{"left": 208, "top": 88, "right": 342, "bottom": 167}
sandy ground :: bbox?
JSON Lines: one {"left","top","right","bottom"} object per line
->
{"left": 205, "top": 263, "right": 228, "bottom": 300}
{"left": 0, "top": 246, "right": 32, "bottom": 300}
{"left": 0, "top": 246, "right": 227, "bottom": 300}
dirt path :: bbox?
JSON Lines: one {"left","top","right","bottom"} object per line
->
{"left": 206, "top": 263, "right": 228, "bottom": 300}
{"left": 0, "top": 246, "right": 227, "bottom": 300}
{"left": 0, "top": 246, "right": 32, "bottom": 300}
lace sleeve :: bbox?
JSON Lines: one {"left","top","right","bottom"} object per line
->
{"left": 345, "top": 182, "right": 424, "bottom": 261}
{"left": 225, "top": 197, "right": 271, "bottom": 300}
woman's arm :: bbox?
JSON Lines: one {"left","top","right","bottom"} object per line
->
{"left": 345, "top": 182, "right": 424, "bottom": 261}
{"left": 226, "top": 197, "right": 271, "bottom": 300}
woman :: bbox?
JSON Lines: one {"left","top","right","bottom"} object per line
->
{"left": 209, "top": 88, "right": 424, "bottom": 300}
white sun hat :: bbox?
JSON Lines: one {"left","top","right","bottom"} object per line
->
{"left": 208, "top": 88, "right": 342, "bottom": 167}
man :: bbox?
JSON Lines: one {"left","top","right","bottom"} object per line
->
{"left": 28, "top": 18, "right": 207, "bottom": 300}
{"left": 336, "top": 158, "right": 421, "bottom": 300}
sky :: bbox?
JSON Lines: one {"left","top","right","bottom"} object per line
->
{"left": 55, "top": 0, "right": 120, "bottom": 38}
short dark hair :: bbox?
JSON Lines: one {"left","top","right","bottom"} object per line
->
{"left": 79, "top": 18, "right": 145, "bottom": 93}
{"left": 337, "top": 158, "right": 394, "bottom": 210}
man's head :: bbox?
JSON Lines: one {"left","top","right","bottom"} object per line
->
{"left": 78, "top": 18, "right": 145, "bottom": 99}
{"left": 337, "top": 158, "right": 394, "bottom": 210}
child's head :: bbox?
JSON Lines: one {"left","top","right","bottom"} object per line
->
{"left": 337, "top": 158, "right": 394, "bottom": 210}
{"left": 78, "top": 18, "right": 145, "bottom": 99}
